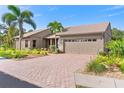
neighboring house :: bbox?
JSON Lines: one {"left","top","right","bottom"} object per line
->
{"left": 14, "top": 22, "right": 112, "bottom": 54}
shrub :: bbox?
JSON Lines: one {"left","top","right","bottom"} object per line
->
{"left": 0, "top": 49, "right": 27, "bottom": 59}
{"left": 119, "top": 62, "right": 124, "bottom": 73}
{"left": 40, "top": 51, "right": 48, "bottom": 56}
{"left": 0, "top": 51, "right": 13, "bottom": 59}
{"left": 49, "top": 45, "right": 59, "bottom": 54}
{"left": 0, "top": 43, "right": 9, "bottom": 50}
{"left": 87, "top": 60, "right": 106, "bottom": 74}
{"left": 95, "top": 55, "right": 108, "bottom": 63}
{"left": 102, "top": 56, "right": 115, "bottom": 66}
{"left": 31, "top": 49, "right": 40, "bottom": 54}
{"left": 30, "top": 49, "right": 48, "bottom": 56}
{"left": 14, "top": 50, "right": 27, "bottom": 58}
{"left": 106, "top": 39, "right": 124, "bottom": 57}
{"left": 21, "top": 49, "right": 31, "bottom": 54}
{"left": 49, "top": 45, "right": 56, "bottom": 53}
{"left": 0, "top": 48, "right": 49, "bottom": 59}
{"left": 99, "top": 51, "right": 107, "bottom": 56}
{"left": 86, "top": 54, "right": 124, "bottom": 73}
{"left": 53, "top": 48, "right": 59, "bottom": 54}
{"left": 0, "top": 47, "right": 5, "bottom": 51}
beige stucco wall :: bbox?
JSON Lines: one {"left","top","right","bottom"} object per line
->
{"left": 15, "top": 39, "right": 19, "bottom": 49}
{"left": 15, "top": 29, "right": 51, "bottom": 50}
{"left": 15, "top": 38, "right": 31, "bottom": 50}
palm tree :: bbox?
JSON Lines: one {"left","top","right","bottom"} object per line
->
{"left": 47, "top": 21, "right": 63, "bottom": 48}
{"left": 0, "top": 33, "right": 3, "bottom": 46}
{"left": 0, "top": 24, "right": 7, "bottom": 46}
{"left": 2, "top": 5, "right": 36, "bottom": 50}
{"left": 0, "top": 22, "right": 19, "bottom": 48}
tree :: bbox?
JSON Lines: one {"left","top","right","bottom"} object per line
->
{"left": 0, "top": 23, "right": 18, "bottom": 48}
{"left": 112, "top": 28, "right": 124, "bottom": 40}
{"left": 0, "top": 33, "right": 3, "bottom": 46}
{"left": 47, "top": 21, "right": 63, "bottom": 48}
{"left": 2, "top": 5, "right": 36, "bottom": 50}
{"left": 0, "top": 24, "right": 6, "bottom": 46}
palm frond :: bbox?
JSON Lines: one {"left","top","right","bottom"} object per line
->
{"left": 47, "top": 21, "right": 63, "bottom": 34}
{"left": 7, "top": 5, "right": 20, "bottom": 17}
{"left": 23, "top": 18, "right": 36, "bottom": 30}
{"left": 2, "top": 13, "right": 17, "bottom": 26}
{"left": 21, "top": 10, "right": 34, "bottom": 18}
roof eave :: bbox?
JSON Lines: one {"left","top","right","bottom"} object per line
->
{"left": 57, "top": 31, "right": 103, "bottom": 36}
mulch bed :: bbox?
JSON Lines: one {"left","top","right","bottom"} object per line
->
{"left": 79, "top": 69, "right": 124, "bottom": 80}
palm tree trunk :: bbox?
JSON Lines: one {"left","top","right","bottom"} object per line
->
{"left": 19, "top": 22, "right": 23, "bottom": 50}
{"left": 55, "top": 33, "right": 57, "bottom": 48}
{"left": 19, "top": 36, "right": 22, "bottom": 50}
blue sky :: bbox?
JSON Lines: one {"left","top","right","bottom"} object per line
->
{"left": 0, "top": 5, "right": 124, "bottom": 30}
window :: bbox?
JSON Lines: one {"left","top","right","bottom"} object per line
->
{"left": 72, "top": 40, "right": 75, "bottom": 42}
{"left": 25, "top": 40, "right": 28, "bottom": 48}
{"left": 84, "top": 39, "right": 87, "bottom": 42}
{"left": 80, "top": 40, "right": 83, "bottom": 42}
{"left": 33, "top": 40, "right": 36, "bottom": 48}
{"left": 65, "top": 40, "right": 68, "bottom": 42}
{"left": 93, "top": 39, "right": 97, "bottom": 42}
{"left": 88, "top": 39, "right": 91, "bottom": 42}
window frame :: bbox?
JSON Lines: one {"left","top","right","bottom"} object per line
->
{"left": 25, "top": 40, "right": 28, "bottom": 48}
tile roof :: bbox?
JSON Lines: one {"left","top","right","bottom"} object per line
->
{"left": 14, "top": 22, "right": 110, "bottom": 38}
{"left": 14, "top": 29, "right": 48, "bottom": 38}
{"left": 57, "top": 22, "right": 110, "bottom": 36}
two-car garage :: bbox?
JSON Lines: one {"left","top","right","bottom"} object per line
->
{"left": 64, "top": 38, "right": 104, "bottom": 54}
{"left": 57, "top": 22, "right": 112, "bottom": 54}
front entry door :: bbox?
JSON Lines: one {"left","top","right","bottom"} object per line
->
{"left": 32, "top": 40, "right": 36, "bottom": 48}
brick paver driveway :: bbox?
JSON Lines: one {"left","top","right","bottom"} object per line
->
{"left": 0, "top": 54, "right": 92, "bottom": 88}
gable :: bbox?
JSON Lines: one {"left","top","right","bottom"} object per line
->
{"left": 57, "top": 22, "right": 110, "bottom": 36}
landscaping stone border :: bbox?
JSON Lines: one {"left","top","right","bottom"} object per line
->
{"left": 74, "top": 72, "right": 124, "bottom": 88}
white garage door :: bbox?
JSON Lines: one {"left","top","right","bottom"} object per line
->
{"left": 64, "top": 39, "right": 103, "bottom": 54}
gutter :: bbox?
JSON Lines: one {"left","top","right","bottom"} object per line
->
{"left": 56, "top": 32, "right": 103, "bottom": 36}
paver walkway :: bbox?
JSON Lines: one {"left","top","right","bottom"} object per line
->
{"left": 0, "top": 54, "right": 93, "bottom": 88}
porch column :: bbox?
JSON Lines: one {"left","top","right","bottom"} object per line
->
{"left": 50, "top": 39, "right": 52, "bottom": 45}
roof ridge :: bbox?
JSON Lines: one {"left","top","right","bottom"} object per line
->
{"left": 66, "top": 22, "right": 110, "bottom": 28}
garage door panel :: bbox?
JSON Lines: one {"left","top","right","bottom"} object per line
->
{"left": 65, "top": 41, "right": 103, "bottom": 54}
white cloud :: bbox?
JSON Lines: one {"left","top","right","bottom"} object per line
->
{"left": 34, "top": 14, "right": 43, "bottom": 17}
{"left": 104, "top": 5, "right": 124, "bottom": 11}
{"left": 19, "top": 5, "right": 31, "bottom": 10}
{"left": 47, "top": 6, "right": 58, "bottom": 11}
{"left": 99, "top": 11, "right": 124, "bottom": 17}
{"left": 109, "top": 11, "right": 124, "bottom": 17}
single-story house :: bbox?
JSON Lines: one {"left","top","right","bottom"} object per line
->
{"left": 14, "top": 22, "right": 112, "bottom": 54}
